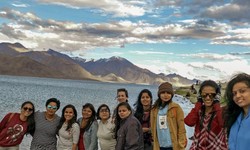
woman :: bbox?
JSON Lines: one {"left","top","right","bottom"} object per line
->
{"left": 116, "top": 88, "right": 129, "bottom": 103}
{"left": 134, "top": 89, "right": 153, "bottom": 150}
{"left": 57, "top": 104, "right": 80, "bottom": 150}
{"left": 114, "top": 102, "right": 144, "bottom": 150}
{"left": 78, "top": 103, "right": 98, "bottom": 150}
{"left": 185, "top": 80, "right": 227, "bottom": 150}
{"left": 224, "top": 73, "right": 250, "bottom": 150}
{"left": 97, "top": 104, "right": 116, "bottom": 150}
{"left": 30, "top": 98, "right": 61, "bottom": 150}
{"left": 112, "top": 88, "right": 129, "bottom": 119}
{"left": 151, "top": 82, "right": 187, "bottom": 150}
{"left": 0, "top": 101, "right": 35, "bottom": 150}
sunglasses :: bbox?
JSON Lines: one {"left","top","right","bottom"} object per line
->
{"left": 47, "top": 105, "right": 57, "bottom": 110}
{"left": 201, "top": 93, "right": 216, "bottom": 99}
{"left": 23, "top": 107, "right": 33, "bottom": 112}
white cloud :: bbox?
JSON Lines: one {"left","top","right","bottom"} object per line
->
{"left": 38, "top": 0, "right": 146, "bottom": 17}
{"left": 134, "top": 58, "right": 250, "bottom": 81}
{"left": 129, "top": 50, "right": 173, "bottom": 55}
{"left": 182, "top": 53, "right": 242, "bottom": 61}
{"left": 12, "top": 3, "right": 29, "bottom": 8}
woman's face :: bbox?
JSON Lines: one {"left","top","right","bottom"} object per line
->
{"left": 201, "top": 86, "right": 216, "bottom": 107}
{"left": 160, "top": 91, "right": 172, "bottom": 103}
{"left": 64, "top": 107, "right": 74, "bottom": 122}
{"left": 46, "top": 102, "right": 58, "bottom": 116}
{"left": 232, "top": 82, "right": 250, "bottom": 109}
{"left": 99, "top": 106, "right": 110, "bottom": 121}
{"left": 140, "top": 92, "right": 151, "bottom": 107}
{"left": 82, "top": 107, "right": 93, "bottom": 119}
{"left": 117, "top": 91, "right": 127, "bottom": 103}
{"left": 21, "top": 103, "right": 34, "bottom": 117}
{"left": 118, "top": 105, "right": 131, "bottom": 119}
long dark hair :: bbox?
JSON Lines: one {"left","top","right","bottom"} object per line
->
{"left": 134, "top": 89, "right": 152, "bottom": 122}
{"left": 224, "top": 73, "right": 250, "bottom": 136}
{"left": 114, "top": 102, "right": 132, "bottom": 139}
{"left": 56, "top": 104, "right": 77, "bottom": 134}
{"left": 82, "top": 103, "right": 96, "bottom": 131}
{"left": 21, "top": 101, "right": 35, "bottom": 135}
{"left": 198, "top": 80, "right": 220, "bottom": 131}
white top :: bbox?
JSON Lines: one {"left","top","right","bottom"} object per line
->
{"left": 57, "top": 122, "right": 80, "bottom": 150}
{"left": 97, "top": 118, "right": 116, "bottom": 150}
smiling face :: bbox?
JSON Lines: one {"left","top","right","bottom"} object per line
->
{"left": 117, "top": 91, "right": 128, "bottom": 103}
{"left": 232, "top": 82, "right": 250, "bottom": 109}
{"left": 82, "top": 107, "right": 93, "bottom": 119}
{"left": 21, "top": 103, "right": 34, "bottom": 117}
{"left": 201, "top": 86, "right": 216, "bottom": 107}
{"left": 46, "top": 102, "right": 58, "bottom": 116}
{"left": 118, "top": 105, "right": 131, "bottom": 119}
{"left": 141, "top": 92, "right": 151, "bottom": 107}
{"left": 159, "top": 91, "right": 172, "bottom": 103}
{"left": 64, "top": 107, "right": 74, "bottom": 122}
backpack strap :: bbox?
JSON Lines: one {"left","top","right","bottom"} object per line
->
{"left": 7, "top": 113, "right": 15, "bottom": 123}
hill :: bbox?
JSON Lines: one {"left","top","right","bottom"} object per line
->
{"left": 0, "top": 42, "right": 198, "bottom": 85}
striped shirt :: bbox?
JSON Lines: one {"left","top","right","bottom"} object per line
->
{"left": 30, "top": 111, "right": 60, "bottom": 150}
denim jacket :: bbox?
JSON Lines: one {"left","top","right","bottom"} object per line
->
{"left": 78, "top": 118, "right": 98, "bottom": 150}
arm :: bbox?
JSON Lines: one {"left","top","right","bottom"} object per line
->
{"left": 0, "top": 113, "right": 11, "bottom": 130}
{"left": 72, "top": 143, "right": 77, "bottom": 150}
{"left": 72, "top": 123, "right": 80, "bottom": 150}
{"left": 184, "top": 102, "right": 202, "bottom": 126}
{"left": 87, "top": 121, "right": 98, "bottom": 150}
{"left": 126, "top": 120, "right": 142, "bottom": 149}
{"left": 176, "top": 106, "right": 187, "bottom": 149}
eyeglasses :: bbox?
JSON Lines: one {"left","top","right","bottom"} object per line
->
{"left": 47, "top": 105, "right": 57, "bottom": 110}
{"left": 23, "top": 107, "right": 33, "bottom": 112}
{"left": 201, "top": 93, "right": 216, "bottom": 99}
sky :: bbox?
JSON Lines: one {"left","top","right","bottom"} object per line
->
{"left": 0, "top": 0, "right": 250, "bottom": 81}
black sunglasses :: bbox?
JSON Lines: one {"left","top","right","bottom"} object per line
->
{"left": 201, "top": 93, "right": 216, "bottom": 99}
{"left": 23, "top": 107, "right": 33, "bottom": 112}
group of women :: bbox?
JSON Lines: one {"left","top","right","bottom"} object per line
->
{"left": 0, "top": 72, "right": 250, "bottom": 150}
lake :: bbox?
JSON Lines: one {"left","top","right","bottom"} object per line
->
{"left": 0, "top": 75, "right": 193, "bottom": 149}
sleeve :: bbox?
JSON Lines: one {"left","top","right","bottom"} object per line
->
{"left": 184, "top": 102, "right": 202, "bottom": 126}
{"left": 150, "top": 108, "right": 157, "bottom": 143}
{"left": 176, "top": 105, "right": 187, "bottom": 149}
{"left": 72, "top": 123, "right": 80, "bottom": 144}
{"left": 125, "top": 120, "right": 142, "bottom": 149}
{"left": 0, "top": 113, "right": 11, "bottom": 130}
{"left": 87, "top": 121, "right": 98, "bottom": 150}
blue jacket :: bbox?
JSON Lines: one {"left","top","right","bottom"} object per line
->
{"left": 229, "top": 107, "right": 250, "bottom": 150}
{"left": 78, "top": 118, "right": 98, "bottom": 150}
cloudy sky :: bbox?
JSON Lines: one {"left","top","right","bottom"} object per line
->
{"left": 0, "top": 0, "right": 250, "bottom": 81}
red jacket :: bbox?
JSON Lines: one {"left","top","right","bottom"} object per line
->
{"left": 184, "top": 102, "right": 228, "bottom": 150}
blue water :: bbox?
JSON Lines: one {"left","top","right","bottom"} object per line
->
{"left": 0, "top": 75, "right": 193, "bottom": 149}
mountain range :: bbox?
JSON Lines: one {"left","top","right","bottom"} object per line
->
{"left": 0, "top": 42, "right": 197, "bottom": 86}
